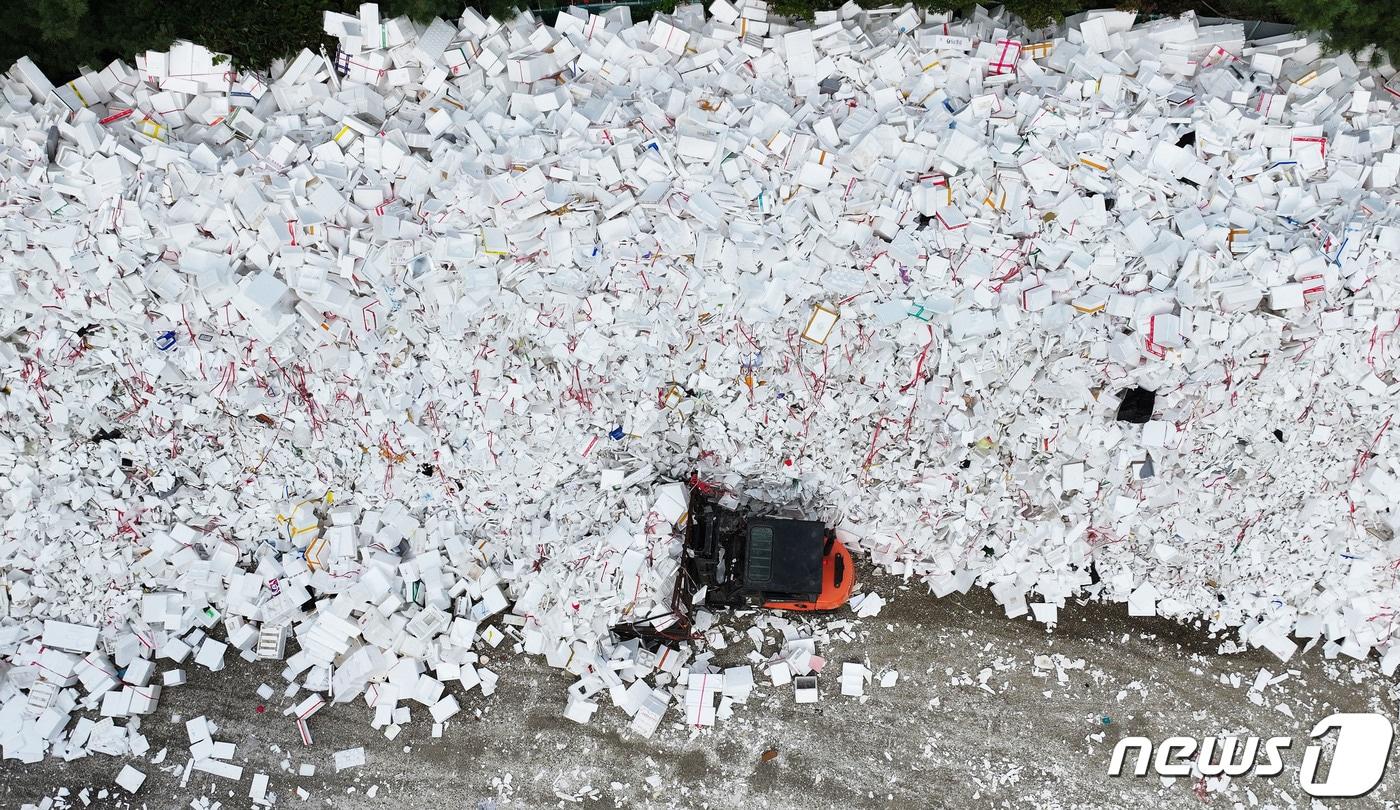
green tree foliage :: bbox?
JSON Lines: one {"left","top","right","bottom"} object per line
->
{"left": 0, "top": 0, "right": 487, "bottom": 81}
{"left": 1267, "top": 0, "right": 1397, "bottom": 59}
{"left": 0, "top": 0, "right": 1393, "bottom": 83}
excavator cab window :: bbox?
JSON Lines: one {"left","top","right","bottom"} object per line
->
{"left": 746, "top": 525, "right": 773, "bottom": 585}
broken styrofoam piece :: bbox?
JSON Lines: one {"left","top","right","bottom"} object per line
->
{"left": 193, "top": 757, "right": 244, "bottom": 780}
{"left": 250, "top": 772, "right": 270, "bottom": 803}
{"left": 839, "top": 662, "right": 871, "bottom": 697}
{"left": 333, "top": 747, "right": 365, "bottom": 772}
{"left": 850, "top": 592, "right": 886, "bottom": 618}
{"left": 683, "top": 669, "right": 720, "bottom": 727}
{"left": 115, "top": 764, "right": 146, "bottom": 793}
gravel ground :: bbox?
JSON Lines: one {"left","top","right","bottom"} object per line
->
{"left": 4, "top": 575, "right": 1398, "bottom": 809}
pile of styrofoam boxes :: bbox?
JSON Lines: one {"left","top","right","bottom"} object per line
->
{"left": 3, "top": 0, "right": 1400, "bottom": 773}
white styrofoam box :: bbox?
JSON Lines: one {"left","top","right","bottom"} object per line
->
{"left": 41, "top": 621, "right": 100, "bottom": 653}
{"left": 1268, "top": 283, "right": 1306, "bottom": 309}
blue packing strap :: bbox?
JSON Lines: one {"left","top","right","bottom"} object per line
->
{"left": 1329, "top": 237, "right": 1348, "bottom": 265}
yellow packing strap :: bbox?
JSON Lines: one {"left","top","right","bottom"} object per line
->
{"left": 138, "top": 119, "right": 165, "bottom": 141}
{"left": 304, "top": 535, "right": 328, "bottom": 570}
{"left": 1023, "top": 41, "right": 1053, "bottom": 59}
{"left": 67, "top": 82, "right": 89, "bottom": 108}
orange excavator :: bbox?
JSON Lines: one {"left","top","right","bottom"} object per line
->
{"left": 614, "top": 477, "right": 855, "bottom": 642}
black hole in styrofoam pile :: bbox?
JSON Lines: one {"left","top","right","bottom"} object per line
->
{"left": 1115, "top": 387, "right": 1156, "bottom": 424}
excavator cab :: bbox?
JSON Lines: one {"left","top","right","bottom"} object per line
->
{"left": 611, "top": 479, "right": 855, "bottom": 644}
{"left": 682, "top": 483, "right": 854, "bottom": 612}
